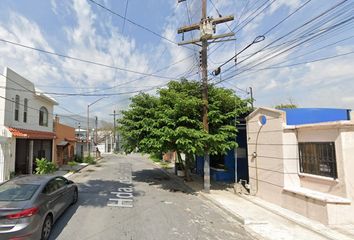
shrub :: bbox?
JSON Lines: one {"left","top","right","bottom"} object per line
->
{"left": 73, "top": 154, "right": 83, "bottom": 163}
{"left": 35, "top": 158, "right": 57, "bottom": 174}
{"left": 149, "top": 152, "right": 162, "bottom": 162}
{"left": 68, "top": 161, "right": 78, "bottom": 167}
{"left": 84, "top": 155, "right": 96, "bottom": 165}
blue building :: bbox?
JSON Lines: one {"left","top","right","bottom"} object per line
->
{"left": 195, "top": 119, "right": 249, "bottom": 183}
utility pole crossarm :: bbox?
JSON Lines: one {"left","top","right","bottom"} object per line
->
{"left": 212, "top": 15, "right": 234, "bottom": 25}
{"left": 178, "top": 23, "right": 200, "bottom": 34}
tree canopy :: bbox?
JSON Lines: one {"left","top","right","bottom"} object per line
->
{"left": 274, "top": 103, "right": 298, "bottom": 109}
{"left": 118, "top": 79, "right": 251, "bottom": 159}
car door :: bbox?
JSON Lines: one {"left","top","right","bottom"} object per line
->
{"left": 55, "top": 177, "right": 72, "bottom": 211}
{"left": 43, "top": 179, "right": 62, "bottom": 218}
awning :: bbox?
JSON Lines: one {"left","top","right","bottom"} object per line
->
{"left": 8, "top": 127, "right": 56, "bottom": 140}
{"left": 65, "top": 137, "right": 76, "bottom": 142}
{"left": 57, "top": 141, "right": 69, "bottom": 147}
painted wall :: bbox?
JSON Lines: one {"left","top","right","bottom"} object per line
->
{"left": 246, "top": 108, "right": 354, "bottom": 225}
{"left": 2, "top": 67, "right": 56, "bottom": 132}
{"left": 246, "top": 108, "right": 286, "bottom": 206}
{"left": 0, "top": 67, "right": 57, "bottom": 181}
{"left": 54, "top": 119, "right": 76, "bottom": 165}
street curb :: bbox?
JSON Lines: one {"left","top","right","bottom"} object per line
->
{"left": 63, "top": 163, "right": 89, "bottom": 179}
{"left": 150, "top": 162, "right": 265, "bottom": 240}
{"left": 196, "top": 192, "right": 267, "bottom": 240}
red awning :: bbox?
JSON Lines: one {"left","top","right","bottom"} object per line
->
{"left": 64, "top": 137, "right": 76, "bottom": 142}
{"left": 8, "top": 127, "right": 56, "bottom": 140}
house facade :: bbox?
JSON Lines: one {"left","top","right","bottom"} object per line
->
{"left": 246, "top": 107, "right": 354, "bottom": 225}
{"left": 53, "top": 117, "right": 76, "bottom": 166}
{"left": 0, "top": 67, "right": 57, "bottom": 181}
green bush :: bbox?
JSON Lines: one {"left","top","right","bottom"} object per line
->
{"left": 84, "top": 155, "right": 96, "bottom": 165}
{"left": 149, "top": 152, "right": 162, "bottom": 162}
{"left": 68, "top": 161, "right": 78, "bottom": 167}
{"left": 73, "top": 154, "right": 83, "bottom": 163}
{"left": 35, "top": 158, "right": 57, "bottom": 174}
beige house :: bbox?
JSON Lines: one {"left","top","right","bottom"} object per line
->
{"left": 246, "top": 107, "right": 354, "bottom": 225}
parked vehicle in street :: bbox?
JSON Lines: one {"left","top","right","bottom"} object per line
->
{"left": 0, "top": 175, "right": 78, "bottom": 240}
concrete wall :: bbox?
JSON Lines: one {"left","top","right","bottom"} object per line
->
{"left": 297, "top": 127, "right": 346, "bottom": 197}
{"left": 246, "top": 108, "right": 285, "bottom": 206}
{"left": 246, "top": 108, "right": 354, "bottom": 225}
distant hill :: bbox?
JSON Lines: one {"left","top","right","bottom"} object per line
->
{"left": 55, "top": 114, "right": 114, "bottom": 130}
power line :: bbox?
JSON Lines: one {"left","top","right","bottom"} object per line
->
{"left": 217, "top": 0, "right": 351, "bottom": 78}
{"left": 87, "top": 0, "right": 195, "bottom": 51}
{"left": 0, "top": 72, "right": 166, "bottom": 97}
{"left": 122, "top": 0, "right": 129, "bottom": 34}
{"left": 0, "top": 38, "right": 175, "bottom": 80}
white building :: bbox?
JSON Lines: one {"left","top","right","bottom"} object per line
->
{"left": 246, "top": 107, "right": 354, "bottom": 225}
{"left": 0, "top": 67, "right": 58, "bottom": 181}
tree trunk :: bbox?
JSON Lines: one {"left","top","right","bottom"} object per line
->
{"left": 184, "top": 153, "right": 193, "bottom": 182}
{"left": 175, "top": 151, "right": 183, "bottom": 175}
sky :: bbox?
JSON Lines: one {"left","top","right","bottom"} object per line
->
{"left": 0, "top": 0, "right": 353, "bottom": 126}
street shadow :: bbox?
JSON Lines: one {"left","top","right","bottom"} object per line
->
{"left": 132, "top": 168, "right": 198, "bottom": 195}
{"left": 49, "top": 202, "right": 79, "bottom": 240}
{"left": 133, "top": 167, "right": 233, "bottom": 195}
{"left": 77, "top": 179, "right": 135, "bottom": 206}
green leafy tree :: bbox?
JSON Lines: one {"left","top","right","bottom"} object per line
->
{"left": 275, "top": 104, "right": 298, "bottom": 109}
{"left": 118, "top": 79, "right": 251, "bottom": 179}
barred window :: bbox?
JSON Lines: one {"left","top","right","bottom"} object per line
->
{"left": 298, "top": 142, "right": 337, "bottom": 179}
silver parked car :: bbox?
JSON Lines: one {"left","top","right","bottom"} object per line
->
{"left": 0, "top": 175, "right": 78, "bottom": 240}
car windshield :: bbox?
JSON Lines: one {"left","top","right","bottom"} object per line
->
{"left": 0, "top": 182, "right": 40, "bottom": 201}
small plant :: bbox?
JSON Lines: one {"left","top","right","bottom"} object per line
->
{"left": 84, "top": 155, "right": 96, "bottom": 165}
{"left": 68, "top": 161, "right": 78, "bottom": 167}
{"left": 73, "top": 154, "right": 83, "bottom": 163}
{"left": 149, "top": 152, "right": 162, "bottom": 163}
{"left": 35, "top": 158, "right": 57, "bottom": 175}
{"left": 68, "top": 161, "right": 78, "bottom": 172}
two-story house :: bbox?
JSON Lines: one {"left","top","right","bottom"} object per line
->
{"left": 0, "top": 67, "right": 58, "bottom": 182}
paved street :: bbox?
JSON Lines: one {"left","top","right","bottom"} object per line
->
{"left": 50, "top": 154, "right": 253, "bottom": 240}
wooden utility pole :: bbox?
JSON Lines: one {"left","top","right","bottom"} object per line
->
{"left": 249, "top": 87, "right": 254, "bottom": 109}
{"left": 109, "top": 110, "right": 118, "bottom": 151}
{"left": 177, "top": 0, "right": 234, "bottom": 193}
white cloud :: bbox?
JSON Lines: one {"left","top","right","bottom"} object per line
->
{"left": 0, "top": 12, "right": 61, "bottom": 86}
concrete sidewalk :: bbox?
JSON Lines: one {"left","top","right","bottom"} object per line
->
{"left": 157, "top": 165, "right": 353, "bottom": 240}
{"left": 55, "top": 162, "right": 89, "bottom": 178}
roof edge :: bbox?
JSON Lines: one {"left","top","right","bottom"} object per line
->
{"left": 246, "top": 107, "right": 284, "bottom": 121}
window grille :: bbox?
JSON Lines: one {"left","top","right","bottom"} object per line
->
{"left": 298, "top": 142, "right": 337, "bottom": 178}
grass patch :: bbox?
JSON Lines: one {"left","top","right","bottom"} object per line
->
{"left": 149, "top": 152, "right": 162, "bottom": 163}
{"left": 159, "top": 162, "right": 172, "bottom": 169}
{"left": 84, "top": 155, "right": 96, "bottom": 165}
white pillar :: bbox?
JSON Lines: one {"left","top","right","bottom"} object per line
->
{"left": 28, "top": 140, "right": 34, "bottom": 174}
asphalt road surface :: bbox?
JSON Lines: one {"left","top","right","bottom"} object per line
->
{"left": 50, "top": 153, "right": 253, "bottom": 240}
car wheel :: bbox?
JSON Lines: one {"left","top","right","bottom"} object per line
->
{"left": 41, "top": 215, "right": 52, "bottom": 240}
{"left": 72, "top": 188, "right": 78, "bottom": 205}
